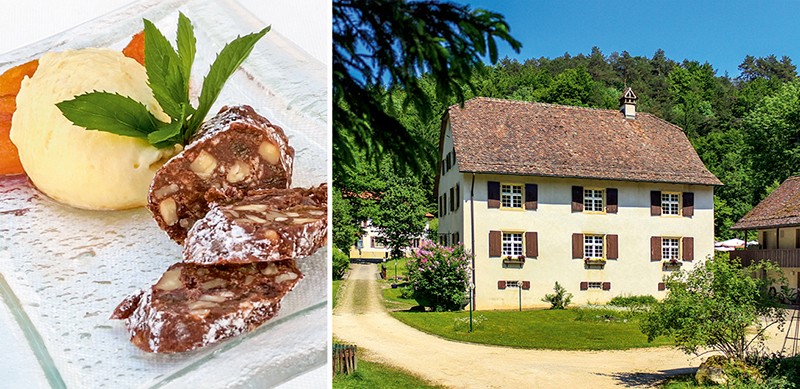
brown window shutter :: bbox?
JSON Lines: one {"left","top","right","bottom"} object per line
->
{"left": 682, "top": 192, "right": 694, "bottom": 217}
{"left": 580, "top": 282, "right": 588, "bottom": 291}
{"left": 606, "top": 234, "right": 618, "bottom": 259}
{"left": 571, "top": 186, "right": 584, "bottom": 212}
{"left": 602, "top": 282, "right": 611, "bottom": 291}
{"left": 498, "top": 280, "right": 506, "bottom": 290}
{"left": 651, "top": 191, "right": 662, "bottom": 216}
{"left": 796, "top": 229, "right": 800, "bottom": 249}
{"left": 450, "top": 187, "right": 455, "bottom": 212}
{"left": 658, "top": 282, "right": 666, "bottom": 291}
{"left": 525, "top": 231, "right": 538, "bottom": 257}
{"left": 456, "top": 184, "right": 461, "bottom": 210}
{"left": 606, "top": 188, "right": 618, "bottom": 213}
{"left": 488, "top": 181, "right": 500, "bottom": 208}
{"left": 572, "top": 233, "right": 584, "bottom": 258}
{"left": 651, "top": 236, "right": 662, "bottom": 261}
{"left": 489, "top": 231, "right": 502, "bottom": 257}
{"left": 682, "top": 237, "right": 694, "bottom": 261}
{"left": 525, "top": 183, "right": 538, "bottom": 210}
{"left": 522, "top": 281, "right": 531, "bottom": 290}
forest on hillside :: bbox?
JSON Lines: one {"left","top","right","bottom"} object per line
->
{"left": 333, "top": 47, "right": 800, "bottom": 249}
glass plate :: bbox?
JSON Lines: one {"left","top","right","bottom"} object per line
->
{"left": 0, "top": 0, "right": 328, "bottom": 388}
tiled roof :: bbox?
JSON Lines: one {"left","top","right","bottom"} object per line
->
{"left": 446, "top": 97, "right": 722, "bottom": 186}
{"left": 731, "top": 176, "right": 800, "bottom": 230}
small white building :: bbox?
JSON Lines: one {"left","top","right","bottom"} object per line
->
{"left": 436, "top": 90, "right": 722, "bottom": 309}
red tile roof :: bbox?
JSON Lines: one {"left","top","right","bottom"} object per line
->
{"left": 446, "top": 98, "right": 722, "bottom": 186}
{"left": 731, "top": 176, "right": 800, "bottom": 230}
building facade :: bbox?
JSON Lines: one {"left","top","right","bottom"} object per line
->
{"left": 730, "top": 176, "right": 800, "bottom": 292}
{"left": 437, "top": 92, "right": 722, "bottom": 309}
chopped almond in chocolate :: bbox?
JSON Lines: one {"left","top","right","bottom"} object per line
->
{"left": 111, "top": 260, "right": 302, "bottom": 353}
{"left": 148, "top": 105, "right": 294, "bottom": 244}
{"left": 184, "top": 184, "right": 327, "bottom": 265}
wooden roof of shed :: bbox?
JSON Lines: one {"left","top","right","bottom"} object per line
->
{"left": 731, "top": 176, "right": 800, "bottom": 230}
{"left": 445, "top": 97, "right": 722, "bottom": 186}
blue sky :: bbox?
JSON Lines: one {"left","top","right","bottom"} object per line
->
{"left": 461, "top": 0, "right": 800, "bottom": 77}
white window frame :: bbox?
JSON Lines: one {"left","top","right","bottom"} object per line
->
{"left": 661, "top": 192, "right": 680, "bottom": 216}
{"left": 501, "top": 184, "right": 523, "bottom": 209}
{"left": 584, "top": 235, "right": 604, "bottom": 259}
{"left": 502, "top": 232, "right": 523, "bottom": 257}
{"left": 583, "top": 188, "right": 605, "bottom": 212}
{"left": 587, "top": 281, "right": 603, "bottom": 290}
{"left": 662, "top": 237, "right": 680, "bottom": 260}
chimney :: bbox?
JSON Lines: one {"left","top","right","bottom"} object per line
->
{"left": 619, "top": 87, "right": 638, "bottom": 119}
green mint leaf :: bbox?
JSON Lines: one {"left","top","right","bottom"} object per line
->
{"left": 56, "top": 91, "right": 163, "bottom": 139}
{"left": 144, "top": 18, "right": 185, "bottom": 120}
{"left": 147, "top": 104, "right": 187, "bottom": 144}
{"left": 176, "top": 12, "right": 196, "bottom": 98}
{"left": 187, "top": 26, "right": 270, "bottom": 134}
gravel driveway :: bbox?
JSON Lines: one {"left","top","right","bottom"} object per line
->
{"left": 332, "top": 263, "right": 771, "bottom": 388}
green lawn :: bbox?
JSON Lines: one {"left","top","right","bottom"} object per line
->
{"left": 388, "top": 308, "right": 672, "bottom": 350}
{"left": 333, "top": 280, "right": 342, "bottom": 309}
{"left": 381, "top": 258, "right": 409, "bottom": 283}
{"left": 332, "top": 358, "right": 444, "bottom": 388}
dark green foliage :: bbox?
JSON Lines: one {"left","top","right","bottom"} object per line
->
{"left": 332, "top": 187, "right": 360, "bottom": 252}
{"left": 332, "top": 247, "right": 350, "bottom": 281}
{"left": 333, "top": 0, "right": 521, "bottom": 175}
{"left": 758, "top": 354, "right": 800, "bottom": 388}
{"left": 541, "top": 282, "right": 572, "bottom": 309}
{"left": 640, "top": 253, "right": 787, "bottom": 361}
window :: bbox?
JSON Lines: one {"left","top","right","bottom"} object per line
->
{"left": 583, "top": 189, "right": 604, "bottom": 212}
{"left": 452, "top": 232, "right": 460, "bottom": 245}
{"left": 661, "top": 192, "right": 680, "bottom": 215}
{"left": 502, "top": 232, "right": 523, "bottom": 257}
{"left": 372, "top": 239, "right": 385, "bottom": 249}
{"left": 506, "top": 280, "right": 520, "bottom": 288}
{"left": 584, "top": 235, "right": 604, "bottom": 259}
{"left": 662, "top": 238, "right": 680, "bottom": 260}
{"left": 501, "top": 184, "right": 523, "bottom": 208}
{"left": 587, "top": 282, "right": 603, "bottom": 290}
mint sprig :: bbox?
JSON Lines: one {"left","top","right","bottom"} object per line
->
{"left": 57, "top": 13, "right": 269, "bottom": 148}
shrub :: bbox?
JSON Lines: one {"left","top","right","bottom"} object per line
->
{"left": 542, "top": 282, "right": 572, "bottom": 309}
{"left": 608, "top": 295, "right": 657, "bottom": 307}
{"left": 641, "top": 253, "right": 787, "bottom": 361}
{"left": 406, "top": 241, "right": 471, "bottom": 312}
{"left": 756, "top": 354, "right": 800, "bottom": 388}
{"left": 332, "top": 247, "right": 350, "bottom": 280}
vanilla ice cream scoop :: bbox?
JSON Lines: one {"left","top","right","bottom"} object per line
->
{"left": 10, "top": 48, "right": 178, "bottom": 210}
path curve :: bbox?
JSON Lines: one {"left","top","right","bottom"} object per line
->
{"left": 333, "top": 263, "right": 791, "bottom": 388}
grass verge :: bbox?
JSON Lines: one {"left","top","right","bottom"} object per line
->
{"left": 333, "top": 280, "right": 342, "bottom": 309}
{"left": 332, "top": 358, "right": 445, "bottom": 389}
{"left": 388, "top": 308, "right": 672, "bottom": 351}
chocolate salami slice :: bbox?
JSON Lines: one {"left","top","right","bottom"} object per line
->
{"left": 148, "top": 105, "right": 294, "bottom": 244}
{"left": 111, "top": 260, "right": 302, "bottom": 353}
{"left": 183, "top": 184, "right": 327, "bottom": 265}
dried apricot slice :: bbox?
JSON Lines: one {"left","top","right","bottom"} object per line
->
{"left": 0, "top": 59, "right": 38, "bottom": 96}
{"left": 123, "top": 31, "right": 145, "bottom": 66}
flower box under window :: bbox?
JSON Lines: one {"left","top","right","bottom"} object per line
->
{"left": 503, "top": 255, "right": 525, "bottom": 265}
{"left": 662, "top": 259, "right": 683, "bottom": 269}
{"left": 584, "top": 257, "right": 606, "bottom": 267}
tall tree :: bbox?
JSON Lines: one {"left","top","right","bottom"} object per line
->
{"left": 333, "top": 0, "right": 521, "bottom": 175}
{"left": 372, "top": 177, "right": 428, "bottom": 259}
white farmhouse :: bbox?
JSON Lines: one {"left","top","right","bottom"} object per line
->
{"left": 436, "top": 90, "right": 722, "bottom": 309}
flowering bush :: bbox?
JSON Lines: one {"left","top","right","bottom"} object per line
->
{"left": 406, "top": 240, "right": 471, "bottom": 312}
